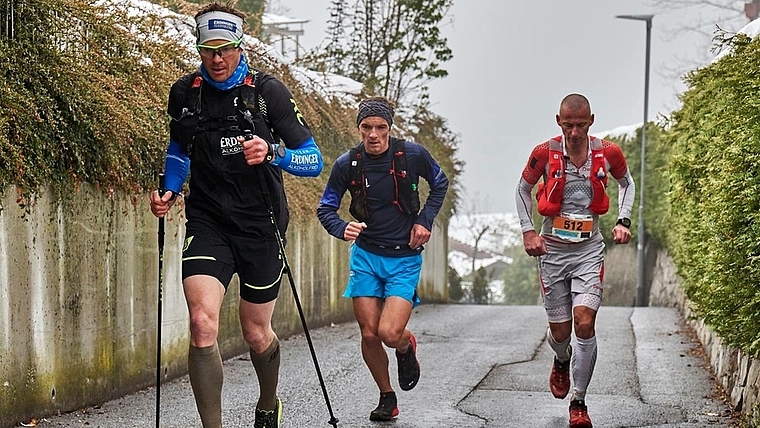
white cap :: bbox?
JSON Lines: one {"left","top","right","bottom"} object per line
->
{"left": 195, "top": 11, "right": 244, "bottom": 45}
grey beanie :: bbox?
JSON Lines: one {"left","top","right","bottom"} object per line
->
{"left": 356, "top": 99, "right": 394, "bottom": 127}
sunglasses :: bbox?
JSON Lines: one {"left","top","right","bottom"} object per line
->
{"left": 196, "top": 40, "right": 242, "bottom": 59}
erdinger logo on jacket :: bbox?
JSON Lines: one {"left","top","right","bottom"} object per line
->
{"left": 220, "top": 136, "right": 243, "bottom": 155}
{"left": 290, "top": 153, "right": 321, "bottom": 172}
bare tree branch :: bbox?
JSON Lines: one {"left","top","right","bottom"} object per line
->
{"left": 643, "top": 0, "right": 750, "bottom": 91}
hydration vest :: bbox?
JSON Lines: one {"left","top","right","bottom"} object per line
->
{"left": 536, "top": 136, "right": 609, "bottom": 216}
{"left": 173, "top": 69, "right": 279, "bottom": 157}
{"left": 170, "top": 69, "right": 290, "bottom": 236}
{"left": 347, "top": 137, "right": 421, "bottom": 222}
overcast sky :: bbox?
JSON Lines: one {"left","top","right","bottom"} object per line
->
{"left": 272, "top": 0, "right": 745, "bottom": 214}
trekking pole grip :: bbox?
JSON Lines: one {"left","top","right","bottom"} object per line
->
{"left": 158, "top": 173, "right": 166, "bottom": 244}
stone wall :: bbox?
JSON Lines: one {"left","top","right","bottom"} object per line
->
{"left": 0, "top": 185, "right": 448, "bottom": 427}
{"left": 650, "top": 251, "right": 760, "bottom": 425}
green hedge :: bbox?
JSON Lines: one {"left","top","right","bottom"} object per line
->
{"left": 666, "top": 34, "right": 760, "bottom": 356}
{"left": 604, "top": 33, "right": 760, "bottom": 358}
{"left": 603, "top": 124, "right": 671, "bottom": 249}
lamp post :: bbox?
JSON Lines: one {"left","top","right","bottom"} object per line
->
{"left": 616, "top": 14, "right": 653, "bottom": 307}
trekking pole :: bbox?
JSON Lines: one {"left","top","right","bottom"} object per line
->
{"left": 269, "top": 207, "right": 339, "bottom": 427}
{"left": 252, "top": 162, "right": 339, "bottom": 427}
{"left": 156, "top": 173, "right": 166, "bottom": 428}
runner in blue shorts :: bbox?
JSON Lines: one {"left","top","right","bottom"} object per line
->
{"left": 317, "top": 96, "right": 449, "bottom": 422}
{"left": 345, "top": 243, "right": 422, "bottom": 306}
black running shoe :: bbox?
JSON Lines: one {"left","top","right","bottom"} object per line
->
{"left": 396, "top": 333, "right": 420, "bottom": 391}
{"left": 369, "top": 391, "right": 399, "bottom": 421}
{"left": 254, "top": 396, "right": 282, "bottom": 428}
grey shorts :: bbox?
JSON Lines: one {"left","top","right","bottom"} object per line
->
{"left": 538, "top": 233, "right": 605, "bottom": 322}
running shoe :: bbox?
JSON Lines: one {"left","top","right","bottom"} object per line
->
{"left": 569, "top": 399, "right": 593, "bottom": 428}
{"left": 254, "top": 396, "right": 282, "bottom": 428}
{"left": 396, "top": 333, "right": 420, "bottom": 391}
{"left": 549, "top": 345, "right": 572, "bottom": 399}
{"left": 369, "top": 391, "right": 399, "bottom": 421}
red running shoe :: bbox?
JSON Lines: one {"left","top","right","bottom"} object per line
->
{"left": 549, "top": 345, "right": 572, "bottom": 399}
{"left": 569, "top": 399, "right": 593, "bottom": 428}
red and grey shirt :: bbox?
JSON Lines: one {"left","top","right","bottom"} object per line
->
{"left": 516, "top": 136, "right": 635, "bottom": 242}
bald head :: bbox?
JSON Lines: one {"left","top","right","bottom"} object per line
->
{"left": 556, "top": 93, "right": 594, "bottom": 145}
{"left": 559, "top": 93, "right": 591, "bottom": 115}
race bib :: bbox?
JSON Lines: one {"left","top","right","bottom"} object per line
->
{"left": 552, "top": 213, "right": 593, "bottom": 242}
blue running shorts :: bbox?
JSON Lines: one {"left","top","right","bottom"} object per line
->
{"left": 345, "top": 244, "right": 422, "bottom": 307}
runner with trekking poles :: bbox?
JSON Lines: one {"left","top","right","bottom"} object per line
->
{"left": 149, "top": 3, "right": 330, "bottom": 427}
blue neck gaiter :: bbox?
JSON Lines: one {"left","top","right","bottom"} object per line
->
{"left": 200, "top": 54, "right": 249, "bottom": 91}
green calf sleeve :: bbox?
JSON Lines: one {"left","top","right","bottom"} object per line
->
{"left": 189, "top": 343, "right": 223, "bottom": 428}
{"left": 250, "top": 336, "right": 281, "bottom": 410}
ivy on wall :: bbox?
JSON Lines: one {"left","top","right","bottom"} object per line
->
{"left": 0, "top": 0, "right": 191, "bottom": 203}
{"left": 0, "top": 0, "right": 460, "bottom": 223}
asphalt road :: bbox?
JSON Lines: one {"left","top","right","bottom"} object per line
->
{"left": 35, "top": 305, "right": 737, "bottom": 428}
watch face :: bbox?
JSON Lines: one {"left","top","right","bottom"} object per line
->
{"left": 276, "top": 144, "right": 286, "bottom": 158}
{"left": 620, "top": 218, "right": 631, "bottom": 228}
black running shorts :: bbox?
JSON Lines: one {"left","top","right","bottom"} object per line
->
{"left": 182, "top": 219, "right": 285, "bottom": 304}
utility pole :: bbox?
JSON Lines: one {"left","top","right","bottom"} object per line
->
{"left": 746, "top": 0, "right": 760, "bottom": 21}
{"left": 616, "top": 14, "right": 653, "bottom": 307}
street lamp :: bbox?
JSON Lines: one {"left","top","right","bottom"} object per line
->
{"left": 616, "top": 14, "right": 653, "bottom": 307}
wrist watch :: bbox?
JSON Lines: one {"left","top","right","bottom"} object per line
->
{"left": 616, "top": 218, "right": 631, "bottom": 229}
{"left": 275, "top": 144, "right": 286, "bottom": 159}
